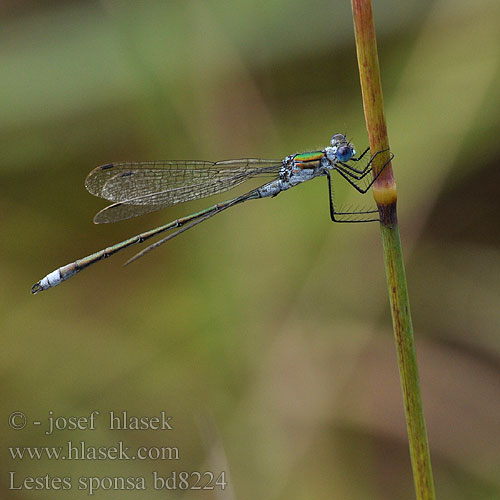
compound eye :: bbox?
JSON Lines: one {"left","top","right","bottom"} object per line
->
{"left": 331, "top": 134, "right": 347, "bottom": 147}
{"left": 337, "top": 145, "right": 353, "bottom": 162}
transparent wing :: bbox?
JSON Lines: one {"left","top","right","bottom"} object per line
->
{"left": 92, "top": 172, "right": 259, "bottom": 224}
{"left": 87, "top": 158, "right": 282, "bottom": 224}
{"left": 86, "top": 160, "right": 210, "bottom": 197}
{"left": 85, "top": 159, "right": 281, "bottom": 201}
{"left": 93, "top": 203, "right": 165, "bottom": 224}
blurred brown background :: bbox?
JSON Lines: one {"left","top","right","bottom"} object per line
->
{"left": 1, "top": 1, "right": 499, "bottom": 499}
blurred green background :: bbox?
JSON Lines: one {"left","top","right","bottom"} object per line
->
{"left": 1, "top": 0, "right": 499, "bottom": 499}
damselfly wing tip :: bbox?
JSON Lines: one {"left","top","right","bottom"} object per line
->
{"left": 122, "top": 255, "right": 136, "bottom": 268}
{"left": 93, "top": 207, "right": 113, "bottom": 224}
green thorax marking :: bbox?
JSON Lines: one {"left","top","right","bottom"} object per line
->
{"left": 294, "top": 151, "right": 324, "bottom": 169}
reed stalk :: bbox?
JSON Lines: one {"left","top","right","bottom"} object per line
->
{"left": 350, "top": 1, "right": 436, "bottom": 498}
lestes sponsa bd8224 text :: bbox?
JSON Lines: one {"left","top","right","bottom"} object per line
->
{"left": 32, "top": 134, "right": 392, "bottom": 293}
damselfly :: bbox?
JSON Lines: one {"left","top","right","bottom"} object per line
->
{"left": 31, "top": 134, "right": 392, "bottom": 294}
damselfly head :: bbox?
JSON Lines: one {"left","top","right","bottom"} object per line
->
{"left": 330, "top": 134, "right": 355, "bottom": 162}
{"left": 337, "top": 145, "right": 355, "bottom": 162}
{"left": 331, "top": 133, "right": 348, "bottom": 146}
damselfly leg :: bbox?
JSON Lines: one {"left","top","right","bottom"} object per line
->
{"left": 326, "top": 149, "right": 394, "bottom": 222}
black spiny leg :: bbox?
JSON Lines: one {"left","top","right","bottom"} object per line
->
{"left": 340, "top": 148, "right": 391, "bottom": 176}
{"left": 336, "top": 150, "right": 394, "bottom": 194}
{"left": 324, "top": 150, "right": 394, "bottom": 223}
{"left": 325, "top": 171, "right": 380, "bottom": 223}
{"left": 349, "top": 146, "right": 370, "bottom": 162}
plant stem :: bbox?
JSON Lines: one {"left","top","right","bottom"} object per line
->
{"left": 350, "top": 1, "right": 436, "bottom": 499}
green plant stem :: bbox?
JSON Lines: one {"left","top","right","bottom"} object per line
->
{"left": 380, "top": 225, "right": 435, "bottom": 499}
{"left": 350, "top": 1, "right": 436, "bottom": 499}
